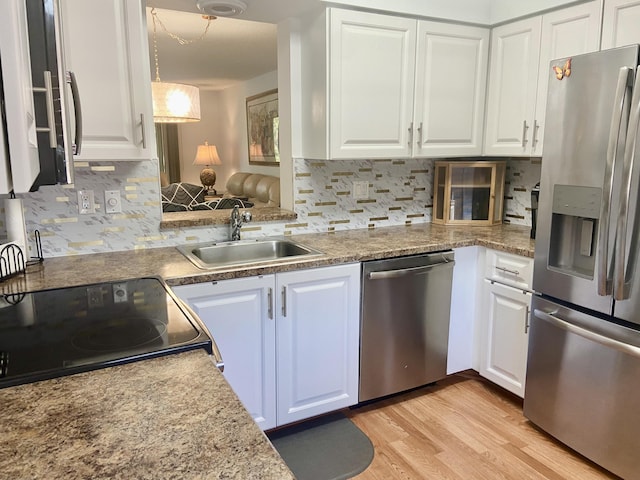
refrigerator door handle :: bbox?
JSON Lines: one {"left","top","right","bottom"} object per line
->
{"left": 534, "top": 309, "right": 640, "bottom": 359}
{"left": 597, "top": 67, "right": 632, "bottom": 296}
{"left": 614, "top": 66, "right": 640, "bottom": 301}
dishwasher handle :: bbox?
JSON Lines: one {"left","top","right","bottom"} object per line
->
{"left": 367, "top": 259, "right": 455, "bottom": 280}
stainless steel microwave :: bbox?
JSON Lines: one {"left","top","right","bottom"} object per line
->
{"left": 0, "top": 0, "right": 78, "bottom": 194}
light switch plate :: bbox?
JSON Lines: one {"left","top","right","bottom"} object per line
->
{"left": 105, "top": 190, "right": 122, "bottom": 214}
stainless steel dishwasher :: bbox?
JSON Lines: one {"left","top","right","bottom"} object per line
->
{"left": 359, "top": 251, "right": 455, "bottom": 402}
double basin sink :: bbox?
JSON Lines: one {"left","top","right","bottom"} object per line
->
{"left": 177, "top": 238, "right": 324, "bottom": 269}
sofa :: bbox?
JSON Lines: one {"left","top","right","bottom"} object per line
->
{"left": 161, "top": 173, "right": 280, "bottom": 212}
{"left": 223, "top": 172, "right": 280, "bottom": 208}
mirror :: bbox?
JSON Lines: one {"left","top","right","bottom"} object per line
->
{"left": 145, "top": 7, "right": 279, "bottom": 207}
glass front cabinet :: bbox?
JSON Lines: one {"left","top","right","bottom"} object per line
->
{"left": 433, "top": 161, "right": 506, "bottom": 225}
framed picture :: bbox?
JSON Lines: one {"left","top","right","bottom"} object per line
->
{"left": 246, "top": 89, "right": 279, "bottom": 166}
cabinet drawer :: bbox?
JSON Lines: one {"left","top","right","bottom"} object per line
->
{"left": 485, "top": 249, "right": 533, "bottom": 290}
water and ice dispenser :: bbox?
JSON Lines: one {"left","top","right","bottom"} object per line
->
{"left": 547, "top": 185, "right": 600, "bottom": 280}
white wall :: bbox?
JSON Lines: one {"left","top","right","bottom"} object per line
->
{"left": 177, "top": 70, "right": 279, "bottom": 192}
{"left": 489, "top": 0, "right": 589, "bottom": 24}
{"left": 220, "top": 70, "right": 279, "bottom": 176}
{"left": 323, "top": 0, "right": 493, "bottom": 24}
{"left": 323, "top": 0, "right": 588, "bottom": 25}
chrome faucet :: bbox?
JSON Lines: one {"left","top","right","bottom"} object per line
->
{"left": 230, "top": 205, "right": 252, "bottom": 241}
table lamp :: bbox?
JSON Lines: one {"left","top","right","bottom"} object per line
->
{"left": 193, "top": 142, "right": 222, "bottom": 194}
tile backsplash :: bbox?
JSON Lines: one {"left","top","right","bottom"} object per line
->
{"left": 8, "top": 157, "right": 540, "bottom": 258}
{"left": 289, "top": 158, "right": 434, "bottom": 235}
{"left": 503, "top": 158, "right": 542, "bottom": 226}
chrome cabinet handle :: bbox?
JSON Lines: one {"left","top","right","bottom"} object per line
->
{"left": 599, "top": 67, "right": 632, "bottom": 296}
{"left": 416, "top": 122, "right": 423, "bottom": 147}
{"left": 522, "top": 120, "right": 529, "bottom": 148}
{"left": 66, "top": 71, "right": 83, "bottom": 155}
{"left": 281, "top": 286, "right": 287, "bottom": 317}
{"left": 33, "top": 71, "right": 58, "bottom": 148}
{"left": 521, "top": 120, "right": 529, "bottom": 147}
{"left": 534, "top": 309, "right": 640, "bottom": 359}
{"left": 531, "top": 120, "right": 540, "bottom": 149}
{"left": 525, "top": 305, "right": 530, "bottom": 334}
{"left": 408, "top": 122, "right": 413, "bottom": 147}
{"left": 140, "top": 113, "right": 147, "bottom": 149}
{"left": 495, "top": 266, "right": 520, "bottom": 276}
{"left": 267, "top": 287, "right": 273, "bottom": 320}
{"left": 614, "top": 66, "right": 640, "bottom": 301}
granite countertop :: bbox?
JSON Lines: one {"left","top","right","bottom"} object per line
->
{"left": 0, "top": 350, "right": 293, "bottom": 480}
{"left": 2, "top": 223, "right": 535, "bottom": 294}
{"left": 0, "top": 223, "right": 534, "bottom": 479}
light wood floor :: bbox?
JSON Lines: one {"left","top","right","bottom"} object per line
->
{"left": 346, "top": 372, "right": 620, "bottom": 480}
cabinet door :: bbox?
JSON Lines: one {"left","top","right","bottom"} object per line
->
{"left": 602, "top": 0, "right": 640, "bottom": 49}
{"left": 533, "top": 2, "right": 601, "bottom": 156}
{"left": 59, "top": 0, "right": 155, "bottom": 161}
{"left": 276, "top": 263, "right": 360, "bottom": 426}
{"left": 484, "top": 17, "right": 542, "bottom": 156}
{"left": 480, "top": 279, "right": 531, "bottom": 398}
{"left": 329, "top": 9, "right": 416, "bottom": 159}
{"left": 413, "top": 21, "right": 489, "bottom": 157}
{"left": 0, "top": 0, "right": 40, "bottom": 193}
{"left": 173, "top": 276, "right": 277, "bottom": 430}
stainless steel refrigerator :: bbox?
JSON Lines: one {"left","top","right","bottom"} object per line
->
{"left": 525, "top": 45, "right": 640, "bottom": 479}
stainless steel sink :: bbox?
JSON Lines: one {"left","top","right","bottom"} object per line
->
{"left": 177, "top": 238, "right": 324, "bottom": 269}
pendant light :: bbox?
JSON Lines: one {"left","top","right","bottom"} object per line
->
{"left": 150, "top": 8, "right": 214, "bottom": 123}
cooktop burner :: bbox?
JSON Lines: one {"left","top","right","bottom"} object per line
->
{"left": 0, "top": 277, "right": 211, "bottom": 388}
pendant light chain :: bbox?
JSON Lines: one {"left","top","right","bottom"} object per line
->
{"left": 150, "top": 7, "right": 215, "bottom": 47}
{"left": 152, "top": 8, "right": 161, "bottom": 82}
{"left": 150, "top": 7, "right": 206, "bottom": 123}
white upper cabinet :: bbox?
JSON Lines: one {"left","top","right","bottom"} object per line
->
{"left": 414, "top": 22, "right": 489, "bottom": 157}
{"left": 484, "top": 17, "right": 542, "bottom": 156}
{"left": 601, "top": 0, "right": 640, "bottom": 49}
{"left": 328, "top": 9, "right": 416, "bottom": 159}
{"left": 484, "top": 2, "right": 600, "bottom": 156}
{"left": 301, "top": 8, "right": 489, "bottom": 159}
{"left": 59, "top": 0, "right": 155, "bottom": 161}
{"left": 0, "top": 0, "right": 40, "bottom": 193}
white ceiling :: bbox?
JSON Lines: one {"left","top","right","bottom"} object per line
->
{"left": 146, "top": 0, "right": 321, "bottom": 91}
{"left": 150, "top": 0, "right": 320, "bottom": 23}
{"left": 146, "top": 8, "right": 278, "bottom": 91}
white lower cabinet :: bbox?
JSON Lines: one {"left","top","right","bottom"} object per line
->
{"left": 173, "top": 263, "right": 360, "bottom": 430}
{"left": 479, "top": 250, "right": 533, "bottom": 398}
{"left": 173, "top": 275, "right": 277, "bottom": 429}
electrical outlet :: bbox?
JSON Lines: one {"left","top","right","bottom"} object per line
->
{"left": 352, "top": 181, "right": 369, "bottom": 200}
{"left": 87, "top": 286, "right": 103, "bottom": 308}
{"left": 105, "top": 190, "right": 122, "bottom": 214}
{"left": 77, "top": 190, "right": 95, "bottom": 214}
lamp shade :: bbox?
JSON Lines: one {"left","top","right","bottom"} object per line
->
{"left": 152, "top": 81, "right": 201, "bottom": 123}
{"left": 193, "top": 142, "right": 222, "bottom": 166}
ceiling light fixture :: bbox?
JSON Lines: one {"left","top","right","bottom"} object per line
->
{"left": 150, "top": 8, "right": 215, "bottom": 123}
{"left": 196, "top": 0, "right": 247, "bottom": 17}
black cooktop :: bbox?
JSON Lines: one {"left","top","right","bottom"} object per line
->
{"left": 0, "top": 277, "right": 211, "bottom": 388}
